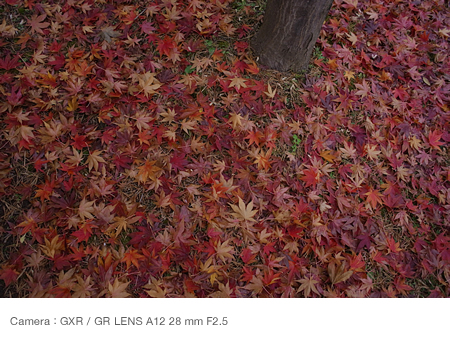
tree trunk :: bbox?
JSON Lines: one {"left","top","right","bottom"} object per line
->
{"left": 251, "top": 0, "right": 333, "bottom": 72}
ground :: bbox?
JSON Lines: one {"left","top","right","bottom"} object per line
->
{"left": 0, "top": 0, "right": 449, "bottom": 298}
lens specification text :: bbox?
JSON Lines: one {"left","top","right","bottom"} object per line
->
{"left": 9, "top": 316, "right": 229, "bottom": 327}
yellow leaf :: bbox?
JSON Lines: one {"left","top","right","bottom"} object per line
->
{"left": 230, "top": 197, "right": 257, "bottom": 222}
{"left": 296, "top": 276, "right": 320, "bottom": 297}
{"left": 438, "top": 28, "right": 450, "bottom": 38}
{"left": 136, "top": 72, "right": 161, "bottom": 97}
{"left": 264, "top": 83, "right": 276, "bottom": 98}
{"left": 215, "top": 239, "right": 234, "bottom": 262}
{"left": 78, "top": 198, "right": 95, "bottom": 220}
{"left": 328, "top": 261, "right": 353, "bottom": 285}
{"left": 408, "top": 135, "right": 422, "bottom": 151}
{"left": 82, "top": 25, "right": 95, "bottom": 34}
{"left": 67, "top": 96, "right": 78, "bottom": 112}
{"left": 108, "top": 279, "right": 130, "bottom": 298}
{"left": 0, "top": 19, "right": 18, "bottom": 37}
{"left": 40, "top": 235, "right": 64, "bottom": 259}
{"left": 86, "top": 150, "right": 106, "bottom": 172}
{"left": 346, "top": 32, "right": 358, "bottom": 45}
{"left": 364, "top": 144, "right": 381, "bottom": 160}
{"left": 229, "top": 77, "right": 247, "bottom": 90}
{"left": 320, "top": 149, "right": 337, "bottom": 163}
{"left": 344, "top": 70, "right": 355, "bottom": 81}
{"left": 228, "top": 112, "right": 243, "bottom": 129}
{"left": 19, "top": 125, "right": 35, "bottom": 143}
{"left": 244, "top": 276, "right": 264, "bottom": 295}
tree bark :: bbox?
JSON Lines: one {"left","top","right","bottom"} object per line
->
{"left": 251, "top": 0, "right": 333, "bottom": 72}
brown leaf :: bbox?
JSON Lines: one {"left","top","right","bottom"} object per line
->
{"left": 230, "top": 197, "right": 257, "bottom": 222}
{"left": 107, "top": 279, "right": 131, "bottom": 298}
{"left": 297, "top": 276, "right": 320, "bottom": 297}
{"left": 99, "top": 26, "right": 121, "bottom": 42}
{"left": 78, "top": 198, "right": 95, "bottom": 220}
{"left": 328, "top": 261, "right": 353, "bottom": 285}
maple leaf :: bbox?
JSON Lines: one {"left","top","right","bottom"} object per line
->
{"left": 122, "top": 249, "right": 144, "bottom": 269}
{"left": 254, "top": 149, "right": 273, "bottom": 171}
{"left": 245, "top": 130, "right": 264, "bottom": 146}
{"left": 354, "top": 79, "right": 370, "bottom": 98}
{"left": 0, "top": 266, "right": 19, "bottom": 287}
{"left": 40, "top": 235, "right": 64, "bottom": 259}
{"left": 427, "top": 130, "right": 444, "bottom": 150}
{"left": 300, "top": 168, "right": 320, "bottom": 187}
{"left": 228, "top": 112, "right": 243, "bottom": 129}
{"left": 135, "top": 72, "right": 161, "bottom": 97}
{"left": 264, "top": 83, "right": 277, "bottom": 98}
{"left": 344, "top": 70, "right": 355, "bottom": 81}
{"left": 364, "top": 188, "right": 383, "bottom": 209}
{"left": 320, "top": 149, "right": 337, "bottom": 163}
{"left": 244, "top": 276, "right": 264, "bottom": 295}
{"left": 365, "top": 144, "right": 381, "bottom": 160}
{"left": 230, "top": 197, "right": 257, "bottom": 222}
{"left": 107, "top": 279, "right": 131, "bottom": 298}
{"left": 396, "top": 165, "right": 410, "bottom": 182}
{"left": 200, "top": 257, "right": 222, "bottom": 285}
{"left": 72, "top": 275, "right": 94, "bottom": 298}
{"left": 0, "top": 53, "right": 20, "bottom": 70}
{"left": 108, "top": 215, "right": 141, "bottom": 237}
{"left": 27, "top": 14, "right": 49, "bottom": 35}
{"left": 229, "top": 77, "right": 247, "bottom": 90}
{"left": 78, "top": 198, "right": 95, "bottom": 220}
{"left": 346, "top": 32, "right": 358, "bottom": 45}
{"left": 342, "top": 0, "right": 358, "bottom": 9}
{"left": 145, "top": 278, "right": 167, "bottom": 298}
{"left": 0, "top": 19, "right": 17, "bottom": 37}
{"left": 67, "top": 147, "right": 83, "bottom": 166}
{"left": 438, "top": 28, "right": 450, "bottom": 38}
{"left": 340, "top": 141, "right": 357, "bottom": 159}
{"left": 297, "top": 275, "right": 320, "bottom": 297}
{"left": 141, "top": 21, "right": 156, "bottom": 34}
{"left": 99, "top": 26, "right": 121, "bottom": 42}
{"left": 365, "top": 9, "right": 378, "bottom": 20}
{"left": 157, "top": 36, "right": 180, "bottom": 61}
{"left": 137, "top": 160, "right": 162, "bottom": 183}
{"left": 72, "top": 221, "right": 95, "bottom": 243}
{"left": 408, "top": 135, "right": 422, "bottom": 151}
{"left": 215, "top": 239, "right": 234, "bottom": 262}
{"left": 18, "top": 125, "right": 34, "bottom": 143}
{"left": 86, "top": 150, "right": 106, "bottom": 172}
{"left": 328, "top": 261, "right": 353, "bottom": 285}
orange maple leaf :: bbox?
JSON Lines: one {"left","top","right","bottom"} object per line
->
{"left": 364, "top": 188, "right": 383, "bottom": 209}
{"left": 122, "top": 249, "right": 144, "bottom": 269}
{"left": 254, "top": 149, "right": 273, "bottom": 171}
{"left": 137, "top": 160, "right": 162, "bottom": 183}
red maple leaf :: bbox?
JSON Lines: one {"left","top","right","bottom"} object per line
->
{"left": 300, "top": 168, "right": 320, "bottom": 187}
{"left": 27, "top": 14, "right": 50, "bottom": 35}
{"left": 0, "top": 267, "right": 19, "bottom": 286}
{"left": 0, "top": 54, "right": 20, "bottom": 70}
{"left": 428, "top": 130, "right": 444, "bottom": 149}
